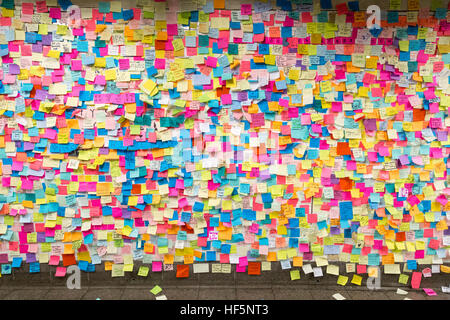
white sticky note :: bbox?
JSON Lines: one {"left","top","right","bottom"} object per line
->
{"left": 193, "top": 263, "right": 209, "bottom": 273}
{"left": 396, "top": 288, "right": 408, "bottom": 295}
{"left": 302, "top": 264, "right": 313, "bottom": 274}
{"left": 332, "top": 293, "right": 346, "bottom": 300}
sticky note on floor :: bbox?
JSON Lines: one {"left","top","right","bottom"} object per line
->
{"left": 150, "top": 285, "right": 162, "bottom": 295}
{"left": 333, "top": 293, "right": 346, "bottom": 300}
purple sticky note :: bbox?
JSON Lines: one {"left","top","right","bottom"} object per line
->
{"left": 35, "top": 89, "right": 48, "bottom": 101}
{"left": 363, "top": 119, "right": 377, "bottom": 131}
{"left": 32, "top": 43, "right": 43, "bottom": 53}
{"left": 41, "top": 34, "right": 53, "bottom": 46}
{"left": 26, "top": 253, "right": 37, "bottom": 263}
{"left": 8, "top": 64, "right": 20, "bottom": 75}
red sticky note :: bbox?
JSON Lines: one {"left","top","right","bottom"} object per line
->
{"left": 411, "top": 271, "right": 422, "bottom": 289}
{"left": 357, "top": 264, "right": 367, "bottom": 274}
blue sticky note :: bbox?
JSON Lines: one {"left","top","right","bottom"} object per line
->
{"left": 122, "top": 9, "right": 133, "bottom": 20}
{"left": 193, "top": 202, "right": 204, "bottom": 212}
{"left": 58, "top": 0, "right": 72, "bottom": 10}
{"left": 203, "top": 1, "right": 214, "bottom": 13}
{"left": 78, "top": 260, "right": 89, "bottom": 271}
{"left": 206, "top": 251, "right": 216, "bottom": 261}
{"left": 253, "top": 23, "right": 265, "bottom": 34}
{"left": 239, "top": 183, "right": 250, "bottom": 195}
{"left": 407, "top": 260, "right": 417, "bottom": 270}
{"left": 1, "top": 264, "right": 11, "bottom": 274}
{"left": 339, "top": 201, "right": 353, "bottom": 220}
{"left": 348, "top": 1, "right": 359, "bottom": 11}
{"left": 320, "top": 0, "right": 332, "bottom": 9}
{"left": 368, "top": 253, "right": 380, "bottom": 266}
{"left": 29, "top": 262, "right": 40, "bottom": 273}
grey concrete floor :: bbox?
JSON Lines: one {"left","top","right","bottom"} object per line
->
{"left": 0, "top": 284, "right": 448, "bottom": 300}
{"left": 0, "top": 263, "right": 448, "bottom": 300}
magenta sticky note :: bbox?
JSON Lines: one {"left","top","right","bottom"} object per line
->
{"left": 423, "top": 288, "right": 437, "bottom": 296}
{"left": 205, "top": 56, "right": 217, "bottom": 68}
{"left": 152, "top": 261, "right": 162, "bottom": 272}
{"left": 154, "top": 58, "right": 165, "bottom": 69}
{"left": 241, "top": 4, "right": 252, "bottom": 15}
{"left": 236, "top": 265, "right": 246, "bottom": 273}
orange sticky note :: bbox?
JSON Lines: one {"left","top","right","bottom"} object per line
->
{"left": 247, "top": 262, "right": 261, "bottom": 275}
{"left": 176, "top": 264, "right": 190, "bottom": 278}
{"left": 214, "top": 0, "right": 225, "bottom": 9}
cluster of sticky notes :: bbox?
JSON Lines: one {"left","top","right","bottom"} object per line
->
{"left": 0, "top": 0, "right": 447, "bottom": 285}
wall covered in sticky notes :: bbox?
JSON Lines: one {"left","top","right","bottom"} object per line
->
{"left": 0, "top": 0, "right": 448, "bottom": 282}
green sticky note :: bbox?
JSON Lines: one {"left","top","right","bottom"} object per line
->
{"left": 390, "top": 0, "right": 401, "bottom": 10}
{"left": 143, "top": 11, "right": 154, "bottom": 19}
{"left": 431, "top": 0, "right": 442, "bottom": 11}
{"left": 138, "top": 266, "right": 149, "bottom": 277}
{"left": 290, "top": 270, "right": 300, "bottom": 280}
{"left": 130, "top": 125, "right": 141, "bottom": 135}
{"left": 399, "top": 274, "right": 409, "bottom": 285}
{"left": 150, "top": 285, "right": 162, "bottom": 295}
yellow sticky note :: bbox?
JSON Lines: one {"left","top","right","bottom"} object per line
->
{"left": 351, "top": 275, "right": 362, "bottom": 286}
{"left": 337, "top": 275, "right": 348, "bottom": 286}
{"left": 368, "top": 266, "right": 379, "bottom": 278}
{"left": 290, "top": 270, "right": 301, "bottom": 281}
{"left": 105, "top": 69, "right": 117, "bottom": 81}
{"left": 139, "top": 79, "right": 159, "bottom": 96}
{"left": 47, "top": 50, "right": 61, "bottom": 59}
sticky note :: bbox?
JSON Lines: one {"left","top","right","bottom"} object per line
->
{"left": 150, "top": 285, "right": 163, "bottom": 295}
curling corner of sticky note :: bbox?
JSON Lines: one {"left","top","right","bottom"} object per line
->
{"left": 139, "top": 79, "right": 159, "bottom": 96}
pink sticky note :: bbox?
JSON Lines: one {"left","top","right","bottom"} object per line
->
{"left": 239, "top": 256, "right": 248, "bottom": 267}
{"left": 118, "top": 59, "right": 130, "bottom": 70}
{"left": 299, "top": 243, "right": 309, "bottom": 252}
{"left": 221, "top": 94, "right": 232, "bottom": 105}
{"left": 152, "top": 261, "right": 162, "bottom": 272}
{"left": 411, "top": 271, "right": 422, "bottom": 289}
{"left": 422, "top": 267, "right": 432, "bottom": 278}
{"left": 49, "top": 255, "right": 60, "bottom": 266}
{"left": 21, "top": 180, "right": 33, "bottom": 190}
{"left": 423, "top": 288, "right": 437, "bottom": 296}
{"left": 94, "top": 75, "right": 106, "bottom": 85}
{"left": 55, "top": 267, "right": 66, "bottom": 277}
{"left": 71, "top": 60, "right": 82, "bottom": 70}
{"left": 301, "top": 114, "right": 311, "bottom": 125}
